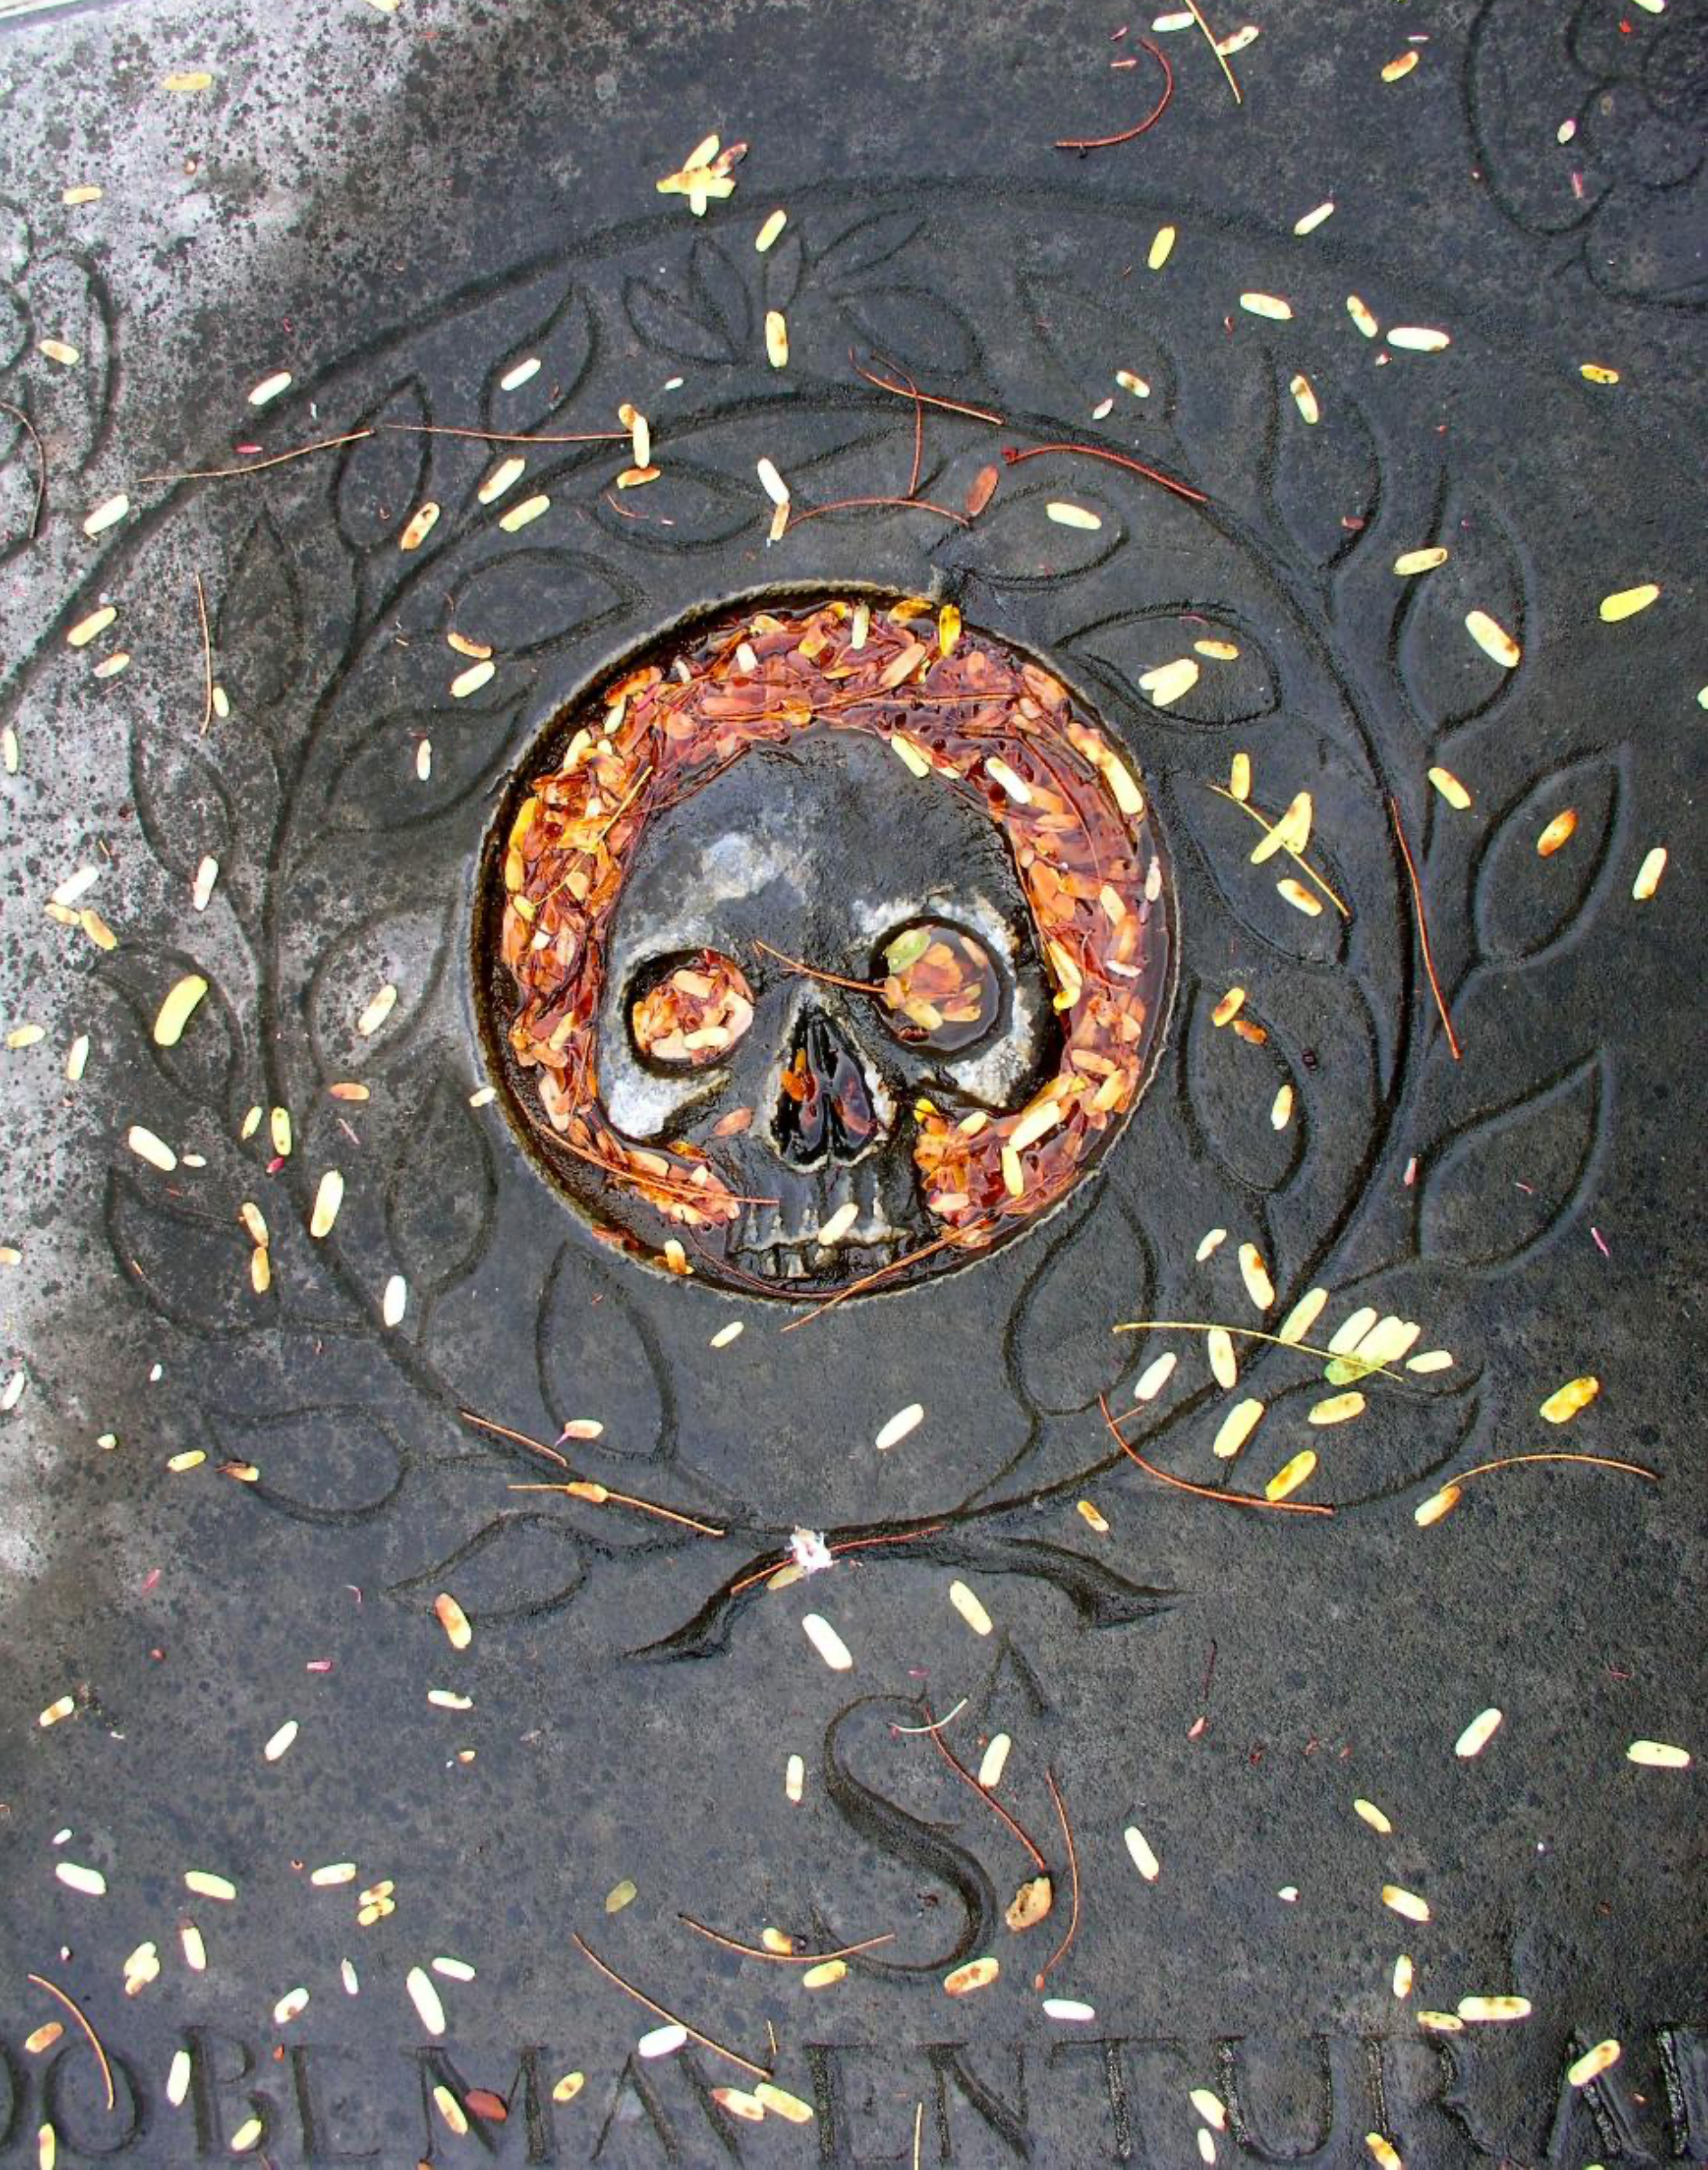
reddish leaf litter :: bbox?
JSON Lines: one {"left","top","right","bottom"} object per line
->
{"left": 497, "top": 598, "right": 1169, "bottom": 1289}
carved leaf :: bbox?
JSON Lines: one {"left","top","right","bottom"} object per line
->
{"left": 131, "top": 729, "right": 235, "bottom": 880}
{"left": 99, "top": 948, "right": 239, "bottom": 1115}
{"left": 1068, "top": 609, "right": 1280, "bottom": 728}
{"left": 1467, "top": 0, "right": 1610, "bottom": 238}
{"left": 0, "top": 402, "right": 38, "bottom": 558}
{"left": 622, "top": 234, "right": 751, "bottom": 365}
{"left": 704, "top": 409, "right": 898, "bottom": 500}
{"left": 1267, "top": 361, "right": 1378, "bottom": 572}
{"left": 813, "top": 211, "right": 924, "bottom": 281}
{"left": 106, "top": 1171, "right": 260, "bottom": 1334}
{"left": 938, "top": 480, "right": 1123, "bottom": 590}
{"left": 536, "top": 1244, "right": 670, "bottom": 1461}
{"left": 389, "top": 1514, "right": 588, "bottom": 1623}
{"left": 1010, "top": 1193, "right": 1152, "bottom": 1413}
{"left": 209, "top": 1404, "right": 408, "bottom": 1524}
{"left": 1471, "top": 753, "right": 1622, "bottom": 968}
{"left": 622, "top": 273, "right": 733, "bottom": 366}
{"left": 688, "top": 233, "right": 753, "bottom": 351}
{"left": 322, "top": 694, "right": 526, "bottom": 833}
{"left": 482, "top": 283, "right": 595, "bottom": 433}
{"left": 214, "top": 508, "right": 306, "bottom": 723}
{"left": 306, "top": 903, "right": 450, "bottom": 1072}
{"left": 1397, "top": 491, "right": 1528, "bottom": 740}
{"left": 590, "top": 456, "right": 761, "bottom": 552}
{"left": 762, "top": 228, "right": 804, "bottom": 313}
{"left": 447, "top": 548, "right": 638, "bottom": 656}
{"left": 1181, "top": 982, "right": 1305, "bottom": 1194}
{"left": 1418, "top": 1052, "right": 1609, "bottom": 1271}
{"left": 0, "top": 297, "right": 25, "bottom": 378}
{"left": 1014, "top": 267, "right": 1180, "bottom": 420}
{"left": 836, "top": 285, "right": 981, "bottom": 380}
{"left": 384, "top": 1075, "right": 497, "bottom": 1299}
{"left": 1169, "top": 780, "right": 1349, "bottom": 967}
{"left": 25, "top": 252, "right": 113, "bottom": 474}
{"left": 336, "top": 377, "right": 432, "bottom": 551}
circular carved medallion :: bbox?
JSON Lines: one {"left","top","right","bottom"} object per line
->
{"left": 476, "top": 593, "right": 1174, "bottom": 1299}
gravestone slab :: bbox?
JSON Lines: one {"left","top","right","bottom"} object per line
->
{"left": 0, "top": 2, "right": 1701, "bottom": 2165}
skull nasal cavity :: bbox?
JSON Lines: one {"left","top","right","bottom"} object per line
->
{"left": 775, "top": 1010, "right": 880, "bottom": 1167}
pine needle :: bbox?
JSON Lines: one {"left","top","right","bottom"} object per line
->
{"left": 572, "top": 1933, "right": 770, "bottom": 2080}
{"left": 379, "top": 422, "right": 631, "bottom": 446}
{"left": 1390, "top": 795, "right": 1462, "bottom": 1060}
{"left": 0, "top": 402, "right": 46, "bottom": 540}
{"left": 194, "top": 572, "right": 214, "bottom": 737}
{"left": 1208, "top": 784, "right": 1351, "bottom": 917}
{"left": 140, "top": 428, "right": 374, "bottom": 483}
{"left": 849, "top": 353, "right": 1006, "bottom": 426}
{"left": 1032, "top": 1769, "right": 1081, "bottom": 1990}
{"left": 1182, "top": 0, "right": 1244, "bottom": 103}
{"left": 923, "top": 1701, "right": 1049, "bottom": 1870}
{"left": 678, "top": 1918, "right": 897, "bottom": 1965}
{"left": 1112, "top": 1318, "right": 1419, "bottom": 1391}
{"left": 1458, "top": 1451, "right": 1659, "bottom": 1487}
{"left": 26, "top": 1975, "right": 114, "bottom": 2109}
{"left": 1099, "top": 1393, "right": 1334, "bottom": 1516}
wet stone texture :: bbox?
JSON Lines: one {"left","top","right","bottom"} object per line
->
{"left": 0, "top": 1, "right": 1703, "bottom": 2165}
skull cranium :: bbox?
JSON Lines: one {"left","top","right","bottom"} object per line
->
{"left": 597, "top": 731, "right": 1060, "bottom": 1287}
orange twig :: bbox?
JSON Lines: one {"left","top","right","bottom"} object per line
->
{"left": 849, "top": 353, "right": 1006, "bottom": 427}
{"left": 139, "top": 429, "right": 374, "bottom": 482}
{"left": 26, "top": 1975, "right": 114, "bottom": 2110}
{"left": 752, "top": 937, "right": 887, "bottom": 995}
{"left": 923, "top": 1703, "right": 1049, "bottom": 1871}
{"left": 508, "top": 1483, "right": 726, "bottom": 1538}
{"left": 1457, "top": 1451, "right": 1659, "bottom": 1487}
{"left": 1056, "top": 38, "right": 1174, "bottom": 148}
{"left": 831, "top": 1522, "right": 946, "bottom": 1559}
{"left": 194, "top": 572, "right": 214, "bottom": 737}
{"left": 379, "top": 423, "right": 631, "bottom": 445}
{"left": 458, "top": 1409, "right": 571, "bottom": 1467}
{"left": 726, "top": 1521, "right": 947, "bottom": 1600}
{"left": 0, "top": 402, "right": 47, "bottom": 540}
{"left": 1033, "top": 1769, "right": 1081, "bottom": 1990}
{"left": 727, "top": 1557, "right": 791, "bottom": 1598}
{"left": 572, "top": 1934, "right": 770, "bottom": 2080}
{"left": 1098, "top": 1394, "right": 1334, "bottom": 1517}
{"left": 1389, "top": 795, "right": 1462, "bottom": 1061}
{"left": 1001, "top": 441, "right": 1210, "bottom": 509}
{"left": 790, "top": 495, "right": 970, "bottom": 528}
{"left": 678, "top": 1918, "right": 897, "bottom": 1965}
{"left": 904, "top": 372, "right": 925, "bottom": 499}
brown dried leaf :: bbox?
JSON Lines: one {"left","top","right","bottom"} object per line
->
{"left": 1005, "top": 1874, "right": 1054, "bottom": 1932}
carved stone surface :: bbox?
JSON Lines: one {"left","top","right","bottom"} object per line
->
{"left": 0, "top": 2, "right": 1701, "bottom": 2165}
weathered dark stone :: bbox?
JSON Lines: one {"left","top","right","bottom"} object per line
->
{"left": 0, "top": 2, "right": 1701, "bottom": 2164}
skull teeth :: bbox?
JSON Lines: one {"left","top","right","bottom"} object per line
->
{"left": 730, "top": 1168, "right": 910, "bottom": 1272}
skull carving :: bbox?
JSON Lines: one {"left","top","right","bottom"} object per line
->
{"left": 482, "top": 595, "right": 1173, "bottom": 1299}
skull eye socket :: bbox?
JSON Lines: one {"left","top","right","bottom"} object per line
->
{"left": 631, "top": 950, "right": 755, "bottom": 1068}
{"left": 875, "top": 922, "right": 1001, "bottom": 1054}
